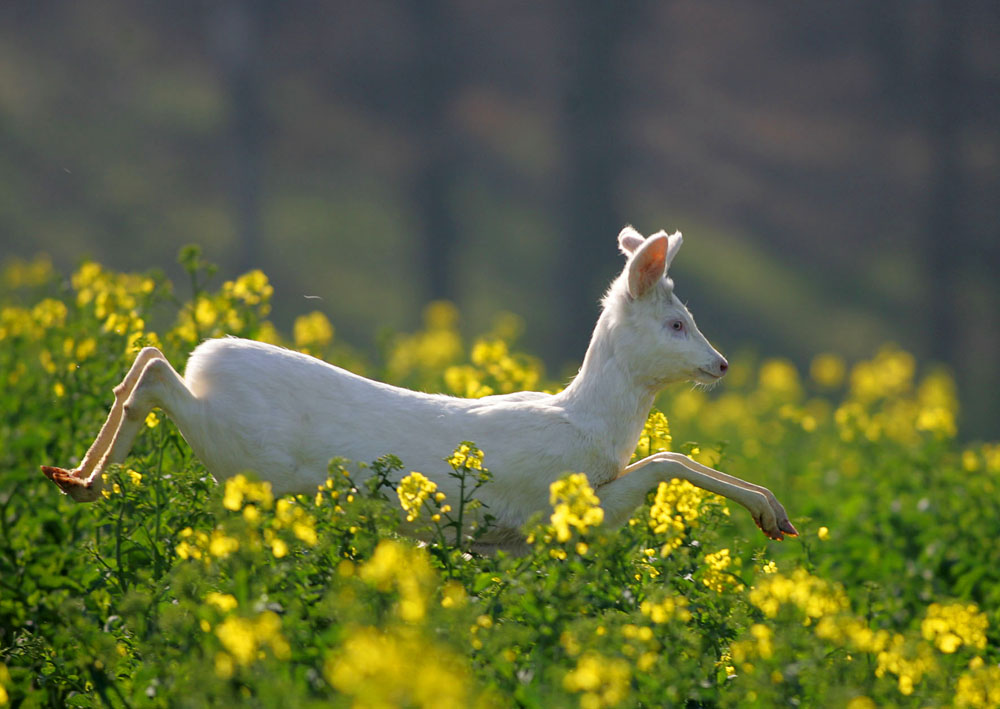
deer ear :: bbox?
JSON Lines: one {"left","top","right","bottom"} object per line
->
{"left": 618, "top": 226, "right": 645, "bottom": 256}
{"left": 627, "top": 233, "right": 668, "bottom": 299}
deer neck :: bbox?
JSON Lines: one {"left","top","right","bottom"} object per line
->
{"left": 554, "top": 311, "right": 657, "bottom": 468}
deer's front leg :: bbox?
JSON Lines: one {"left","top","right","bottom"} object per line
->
{"left": 636, "top": 451, "right": 796, "bottom": 538}
{"left": 597, "top": 453, "right": 797, "bottom": 541}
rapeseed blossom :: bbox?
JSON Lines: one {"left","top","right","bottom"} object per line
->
{"left": 920, "top": 602, "right": 988, "bottom": 654}
{"left": 758, "top": 358, "right": 803, "bottom": 401}
{"left": 2, "top": 255, "right": 53, "bottom": 289}
{"left": 174, "top": 527, "right": 240, "bottom": 563}
{"left": 0, "top": 663, "right": 10, "bottom": 705}
{"left": 701, "top": 548, "right": 743, "bottom": 593}
{"left": 214, "top": 610, "right": 290, "bottom": 675}
{"left": 397, "top": 471, "right": 438, "bottom": 522}
{"left": 205, "top": 592, "right": 239, "bottom": 613}
{"left": 874, "top": 633, "right": 938, "bottom": 696}
{"left": 632, "top": 409, "right": 672, "bottom": 460}
{"left": 293, "top": 310, "right": 334, "bottom": 351}
{"left": 324, "top": 626, "right": 472, "bottom": 709}
{"left": 360, "top": 540, "right": 436, "bottom": 622}
{"left": 955, "top": 661, "right": 1000, "bottom": 708}
{"left": 172, "top": 269, "right": 274, "bottom": 344}
{"left": 810, "top": 352, "right": 846, "bottom": 389}
{"left": 548, "top": 473, "right": 604, "bottom": 543}
{"left": 648, "top": 478, "right": 716, "bottom": 551}
{"left": 562, "top": 651, "right": 631, "bottom": 709}
{"left": 223, "top": 474, "right": 274, "bottom": 512}
{"left": 640, "top": 595, "right": 691, "bottom": 624}
{"left": 387, "top": 301, "right": 463, "bottom": 385}
{"left": 447, "top": 442, "right": 485, "bottom": 471}
{"left": 225, "top": 270, "right": 273, "bottom": 307}
{"left": 749, "top": 568, "right": 848, "bottom": 619}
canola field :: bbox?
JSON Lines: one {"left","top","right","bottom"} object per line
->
{"left": 1, "top": 249, "right": 998, "bottom": 707}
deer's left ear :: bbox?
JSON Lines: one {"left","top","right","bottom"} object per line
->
{"left": 626, "top": 233, "right": 669, "bottom": 299}
{"left": 618, "top": 225, "right": 645, "bottom": 256}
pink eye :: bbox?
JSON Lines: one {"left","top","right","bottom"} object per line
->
{"left": 670, "top": 320, "right": 684, "bottom": 332}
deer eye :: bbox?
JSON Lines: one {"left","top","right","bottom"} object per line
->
{"left": 669, "top": 319, "right": 684, "bottom": 332}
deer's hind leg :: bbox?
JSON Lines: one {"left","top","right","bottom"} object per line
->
{"left": 42, "top": 347, "right": 197, "bottom": 502}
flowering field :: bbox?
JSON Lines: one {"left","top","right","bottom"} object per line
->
{"left": 1, "top": 249, "right": 999, "bottom": 707}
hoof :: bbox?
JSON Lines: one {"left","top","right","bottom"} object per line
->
{"left": 40, "top": 466, "right": 100, "bottom": 502}
{"left": 779, "top": 518, "right": 799, "bottom": 537}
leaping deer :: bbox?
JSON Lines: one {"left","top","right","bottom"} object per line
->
{"left": 42, "top": 227, "right": 798, "bottom": 548}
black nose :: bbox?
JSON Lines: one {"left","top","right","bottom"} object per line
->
{"left": 719, "top": 359, "right": 729, "bottom": 374}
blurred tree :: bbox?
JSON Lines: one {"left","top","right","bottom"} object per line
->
{"left": 558, "top": 0, "right": 639, "bottom": 360}
{"left": 923, "top": 0, "right": 967, "bottom": 364}
{"left": 406, "top": 0, "right": 462, "bottom": 303}
{"left": 214, "top": 0, "right": 270, "bottom": 272}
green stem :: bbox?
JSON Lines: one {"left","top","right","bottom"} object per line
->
{"left": 114, "top": 482, "right": 129, "bottom": 594}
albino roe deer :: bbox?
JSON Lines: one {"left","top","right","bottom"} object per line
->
{"left": 42, "top": 227, "right": 797, "bottom": 548}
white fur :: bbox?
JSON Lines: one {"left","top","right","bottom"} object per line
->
{"left": 43, "top": 227, "right": 797, "bottom": 547}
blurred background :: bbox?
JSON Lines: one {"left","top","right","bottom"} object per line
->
{"left": 1, "top": 1, "right": 998, "bottom": 438}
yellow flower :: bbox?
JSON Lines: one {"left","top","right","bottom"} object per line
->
{"left": 205, "top": 592, "right": 239, "bottom": 613}
{"left": 447, "top": 442, "right": 484, "bottom": 471}
{"left": 640, "top": 595, "right": 690, "bottom": 624}
{"left": 955, "top": 662, "right": 1000, "bottom": 708}
{"left": 444, "top": 365, "right": 494, "bottom": 398}
{"left": 440, "top": 581, "right": 467, "bottom": 609}
{"left": 293, "top": 311, "right": 334, "bottom": 350}
{"left": 75, "top": 337, "right": 97, "bottom": 360}
{"left": 359, "top": 540, "right": 436, "bottom": 623}
{"left": 324, "top": 626, "right": 472, "bottom": 709}
{"left": 648, "top": 478, "right": 717, "bottom": 550}
{"left": 208, "top": 530, "right": 239, "bottom": 559}
{"left": 270, "top": 537, "right": 288, "bottom": 559}
{"left": 562, "top": 651, "right": 631, "bottom": 709}
{"left": 397, "top": 472, "right": 438, "bottom": 522}
{"left": 292, "top": 521, "right": 318, "bottom": 546}
{"left": 633, "top": 409, "right": 672, "bottom": 460}
{"left": 702, "top": 548, "right": 744, "bottom": 593}
{"left": 0, "top": 662, "right": 10, "bottom": 705}
{"left": 849, "top": 346, "right": 915, "bottom": 402}
{"left": 749, "top": 568, "right": 848, "bottom": 620}
{"left": 214, "top": 652, "right": 234, "bottom": 679}
{"left": 215, "top": 617, "right": 256, "bottom": 665}
{"left": 2, "top": 255, "right": 53, "bottom": 288}
{"left": 547, "top": 473, "right": 604, "bottom": 542}
{"left": 31, "top": 298, "right": 68, "bottom": 329}
{"left": 920, "top": 602, "right": 988, "bottom": 654}
{"left": 228, "top": 270, "right": 273, "bottom": 306}
{"left": 810, "top": 353, "right": 846, "bottom": 388}
{"left": 223, "top": 474, "right": 274, "bottom": 511}
{"left": 214, "top": 611, "right": 289, "bottom": 669}
{"left": 758, "top": 358, "right": 803, "bottom": 400}
{"left": 817, "top": 526, "right": 830, "bottom": 541}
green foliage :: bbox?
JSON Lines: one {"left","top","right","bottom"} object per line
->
{"left": 1, "top": 253, "right": 998, "bottom": 707}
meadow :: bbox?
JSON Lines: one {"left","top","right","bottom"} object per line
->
{"left": 1, "top": 249, "right": 998, "bottom": 707}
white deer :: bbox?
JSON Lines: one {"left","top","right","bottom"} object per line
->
{"left": 42, "top": 227, "right": 797, "bottom": 547}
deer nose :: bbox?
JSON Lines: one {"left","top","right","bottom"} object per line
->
{"left": 718, "top": 358, "right": 729, "bottom": 375}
